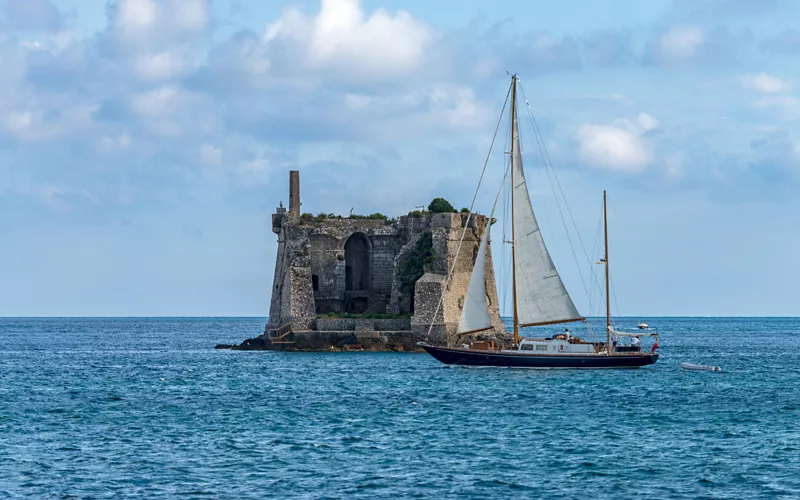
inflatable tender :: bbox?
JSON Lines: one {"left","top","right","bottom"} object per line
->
{"left": 680, "top": 362, "right": 721, "bottom": 372}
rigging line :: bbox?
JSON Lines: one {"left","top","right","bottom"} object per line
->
{"left": 501, "top": 120, "right": 512, "bottom": 317}
{"left": 517, "top": 84, "right": 590, "bottom": 300}
{"left": 590, "top": 197, "right": 605, "bottom": 317}
{"left": 425, "top": 82, "right": 512, "bottom": 340}
{"left": 519, "top": 83, "right": 600, "bottom": 277}
{"left": 610, "top": 277, "right": 621, "bottom": 323}
{"left": 520, "top": 83, "right": 606, "bottom": 304}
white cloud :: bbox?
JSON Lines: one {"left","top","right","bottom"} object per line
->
{"left": 97, "top": 133, "right": 133, "bottom": 153}
{"left": 3, "top": 0, "right": 62, "bottom": 31}
{"left": 794, "top": 143, "right": 800, "bottom": 161}
{"left": 172, "top": 0, "right": 209, "bottom": 32}
{"left": 2, "top": 105, "right": 95, "bottom": 142}
{"left": 741, "top": 73, "right": 791, "bottom": 93}
{"left": 753, "top": 95, "right": 800, "bottom": 120}
{"left": 610, "top": 112, "right": 660, "bottom": 135}
{"left": 344, "top": 94, "right": 372, "bottom": 111}
{"left": 664, "top": 153, "right": 684, "bottom": 179}
{"left": 200, "top": 144, "right": 222, "bottom": 166}
{"left": 636, "top": 112, "right": 660, "bottom": 133}
{"left": 115, "top": 0, "right": 158, "bottom": 32}
{"left": 659, "top": 26, "right": 704, "bottom": 59}
{"left": 113, "top": 0, "right": 210, "bottom": 49}
{"left": 133, "top": 51, "right": 189, "bottom": 81}
{"left": 3, "top": 111, "right": 34, "bottom": 135}
{"left": 129, "top": 86, "right": 183, "bottom": 117}
{"left": 577, "top": 123, "right": 652, "bottom": 172}
{"left": 264, "top": 0, "right": 432, "bottom": 79}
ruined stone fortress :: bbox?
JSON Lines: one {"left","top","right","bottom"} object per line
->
{"left": 263, "top": 170, "right": 504, "bottom": 350}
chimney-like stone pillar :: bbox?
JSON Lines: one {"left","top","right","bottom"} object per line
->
{"left": 289, "top": 170, "right": 300, "bottom": 220}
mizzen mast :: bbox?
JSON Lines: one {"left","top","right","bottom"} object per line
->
{"left": 604, "top": 190, "right": 611, "bottom": 355}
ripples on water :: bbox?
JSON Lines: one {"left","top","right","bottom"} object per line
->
{"left": 1, "top": 317, "right": 798, "bottom": 499}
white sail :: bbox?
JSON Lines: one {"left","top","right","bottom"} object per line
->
{"left": 457, "top": 220, "right": 493, "bottom": 334}
{"left": 511, "top": 107, "right": 583, "bottom": 326}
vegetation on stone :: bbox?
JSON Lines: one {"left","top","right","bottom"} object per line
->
{"left": 398, "top": 232, "right": 435, "bottom": 293}
{"left": 460, "top": 207, "right": 470, "bottom": 213}
{"left": 427, "top": 197, "right": 456, "bottom": 214}
{"left": 350, "top": 212, "right": 388, "bottom": 221}
{"left": 300, "top": 212, "right": 390, "bottom": 222}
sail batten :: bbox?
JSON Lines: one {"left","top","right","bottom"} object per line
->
{"left": 510, "top": 98, "right": 583, "bottom": 327}
{"left": 457, "top": 219, "right": 493, "bottom": 335}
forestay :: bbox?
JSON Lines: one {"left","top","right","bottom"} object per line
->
{"left": 510, "top": 109, "right": 583, "bottom": 326}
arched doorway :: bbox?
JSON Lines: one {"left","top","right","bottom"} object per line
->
{"left": 345, "top": 233, "right": 371, "bottom": 291}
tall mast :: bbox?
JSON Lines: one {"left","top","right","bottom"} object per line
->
{"left": 510, "top": 75, "right": 520, "bottom": 348}
{"left": 604, "top": 190, "right": 611, "bottom": 355}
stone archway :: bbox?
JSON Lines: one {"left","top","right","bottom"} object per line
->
{"left": 345, "top": 232, "right": 371, "bottom": 292}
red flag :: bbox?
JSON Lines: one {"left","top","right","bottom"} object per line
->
{"left": 652, "top": 340, "right": 659, "bottom": 353}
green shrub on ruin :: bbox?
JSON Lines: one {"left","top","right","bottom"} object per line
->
{"left": 350, "top": 212, "right": 388, "bottom": 220}
{"left": 428, "top": 197, "right": 455, "bottom": 214}
{"left": 398, "top": 232, "right": 435, "bottom": 293}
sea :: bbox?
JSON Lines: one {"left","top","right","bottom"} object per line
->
{"left": 1, "top": 317, "right": 798, "bottom": 499}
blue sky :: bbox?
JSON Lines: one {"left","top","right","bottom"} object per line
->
{"left": 1, "top": 0, "right": 799, "bottom": 317}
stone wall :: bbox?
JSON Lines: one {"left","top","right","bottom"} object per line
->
{"left": 269, "top": 215, "right": 414, "bottom": 327}
{"left": 267, "top": 171, "right": 503, "bottom": 348}
{"left": 409, "top": 213, "right": 503, "bottom": 346}
{"left": 314, "top": 317, "right": 412, "bottom": 332}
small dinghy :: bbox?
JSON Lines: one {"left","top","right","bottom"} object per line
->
{"left": 638, "top": 322, "right": 649, "bottom": 329}
{"left": 680, "top": 362, "right": 721, "bottom": 372}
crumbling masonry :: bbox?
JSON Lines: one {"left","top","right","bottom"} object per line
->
{"left": 263, "top": 170, "right": 504, "bottom": 350}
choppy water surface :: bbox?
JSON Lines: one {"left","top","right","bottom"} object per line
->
{"left": 1, "top": 317, "right": 798, "bottom": 499}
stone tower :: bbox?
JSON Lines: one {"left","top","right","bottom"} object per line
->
{"left": 267, "top": 170, "right": 504, "bottom": 348}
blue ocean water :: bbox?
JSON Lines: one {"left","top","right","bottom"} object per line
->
{"left": 1, "top": 317, "right": 798, "bottom": 499}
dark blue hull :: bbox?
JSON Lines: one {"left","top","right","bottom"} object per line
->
{"left": 421, "top": 345, "right": 658, "bottom": 369}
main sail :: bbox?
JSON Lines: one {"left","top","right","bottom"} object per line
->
{"left": 511, "top": 103, "right": 583, "bottom": 327}
{"left": 457, "top": 219, "right": 493, "bottom": 335}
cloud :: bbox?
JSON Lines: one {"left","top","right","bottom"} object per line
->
{"left": 109, "top": 0, "right": 211, "bottom": 53}
{"left": 636, "top": 112, "right": 660, "bottom": 133}
{"left": 480, "top": 29, "right": 583, "bottom": 77}
{"left": 759, "top": 29, "right": 800, "bottom": 54}
{"left": 263, "top": 0, "right": 433, "bottom": 81}
{"left": 133, "top": 50, "right": 191, "bottom": 81}
{"left": 580, "top": 30, "right": 636, "bottom": 68}
{"left": 740, "top": 73, "right": 791, "bottom": 93}
{"left": 524, "top": 31, "right": 582, "bottom": 73}
{"left": 643, "top": 25, "right": 752, "bottom": 67}
{"left": 577, "top": 120, "right": 653, "bottom": 173}
{"left": 663, "top": 0, "right": 782, "bottom": 23}
{"left": 753, "top": 95, "right": 800, "bottom": 120}
{"left": 659, "top": 25, "right": 705, "bottom": 60}
{"left": 2, "top": 0, "right": 62, "bottom": 31}
{"left": 193, "top": 31, "right": 271, "bottom": 92}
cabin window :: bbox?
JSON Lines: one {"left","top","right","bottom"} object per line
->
{"left": 535, "top": 345, "right": 548, "bottom": 351}
{"left": 521, "top": 344, "right": 533, "bottom": 351}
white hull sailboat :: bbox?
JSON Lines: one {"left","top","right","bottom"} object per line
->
{"left": 419, "top": 75, "right": 659, "bottom": 369}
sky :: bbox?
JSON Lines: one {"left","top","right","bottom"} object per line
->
{"left": 1, "top": 0, "right": 799, "bottom": 317}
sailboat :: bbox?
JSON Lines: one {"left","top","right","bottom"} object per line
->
{"left": 419, "top": 75, "right": 659, "bottom": 368}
